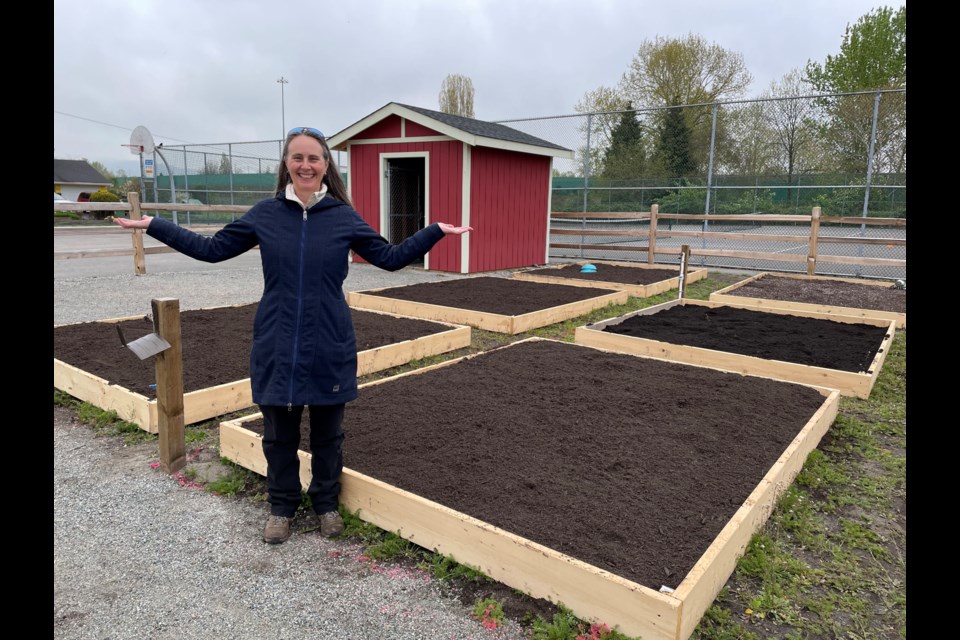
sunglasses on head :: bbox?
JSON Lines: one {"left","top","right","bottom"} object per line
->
{"left": 287, "top": 127, "right": 325, "bottom": 138}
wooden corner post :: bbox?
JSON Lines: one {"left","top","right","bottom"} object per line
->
{"left": 128, "top": 192, "right": 147, "bottom": 275}
{"left": 648, "top": 204, "right": 658, "bottom": 264}
{"left": 807, "top": 206, "right": 821, "bottom": 275}
{"left": 153, "top": 298, "right": 186, "bottom": 473}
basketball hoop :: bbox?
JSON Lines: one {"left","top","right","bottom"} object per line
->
{"left": 129, "top": 125, "right": 156, "bottom": 155}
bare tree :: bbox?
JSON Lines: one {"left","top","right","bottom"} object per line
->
{"left": 439, "top": 74, "right": 475, "bottom": 118}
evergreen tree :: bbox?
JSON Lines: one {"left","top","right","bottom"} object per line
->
{"left": 601, "top": 105, "right": 648, "bottom": 180}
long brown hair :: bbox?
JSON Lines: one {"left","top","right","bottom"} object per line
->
{"left": 275, "top": 130, "right": 353, "bottom": 207}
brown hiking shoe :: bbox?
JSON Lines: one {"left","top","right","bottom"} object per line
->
{"left": 263, "top": 515, "right": 294, "bottom": 544}
{"left": 318, "top": 510, "right": 344, "bottom": 538}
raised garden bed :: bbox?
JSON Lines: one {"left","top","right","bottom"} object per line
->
{"left": 346, "top": 276, "right": 628, "bottom": 334}
{"left": 53, "top": 304, "right": 470, "bottom": 433}
{"left": 709, "top": 272, "right": 906, "bottom": 328}
{"left": 575, "top": 299, "right": 895, "bottom": 398}
{"left": 220, "top": 338, "right": 839, "bottom": 640}
{"left": 513, "top": 260, "right": 708, "bottom": 297}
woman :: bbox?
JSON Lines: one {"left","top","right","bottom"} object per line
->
{"left": 115, "top": 127, "right": 472, "bottom": 544}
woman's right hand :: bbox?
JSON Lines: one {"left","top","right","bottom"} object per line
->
{"left": 113, "top": 215, "right": 153, "bottom": 229}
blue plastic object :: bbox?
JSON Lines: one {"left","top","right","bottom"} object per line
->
{"left": 580, "top": 263, "right": 598, "bottom": 273}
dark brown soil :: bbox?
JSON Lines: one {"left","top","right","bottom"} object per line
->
{"left": 600, "top": 304, "right": 889, "bottom": 372}
{"left": 729, "top": 274, "right": 906, "bottom": 313}
{"left": 241, "top": 339, "right": 827, "bottom": 591}
{"left": 53, "top": 304, "right": 457, "bottom": 398}
{"left": 362, "top": 276, "right": 620, "bottom": 315}
{"left": 524, "top": 263, "right": 681, "bottom": 284}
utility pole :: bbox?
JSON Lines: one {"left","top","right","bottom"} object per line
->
{"left": 276, "top": 77, "right": 289, "bottom": 138}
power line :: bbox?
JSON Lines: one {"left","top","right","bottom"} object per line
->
{"left": 53, "top": 109, "right": 195, "bottom": 145}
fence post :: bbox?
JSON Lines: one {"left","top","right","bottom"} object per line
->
{"left": 153, "top": 298, "right": 186, "bottom": 474}
{"left": 648, "top": 204, "right": 658, "bottom": 264}
{"left": 128, "top": 191, "right": 147, "bottom": 275}
{"left": 807, "top": 206, "right": 821, "bottom": 275}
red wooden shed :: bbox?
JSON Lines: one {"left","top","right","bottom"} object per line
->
{"left": 327, "top": 102, "right": 573, "bottom": 273}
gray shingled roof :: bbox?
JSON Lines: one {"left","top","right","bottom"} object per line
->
{"left": 54, "top": 159, "right": 111, "bottom": 185}
{"left": 397, "top": 104, "right": 570, "bottom": 152}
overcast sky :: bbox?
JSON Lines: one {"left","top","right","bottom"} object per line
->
{"left": 54, "top": 0, "right": 904, "bottom": 177}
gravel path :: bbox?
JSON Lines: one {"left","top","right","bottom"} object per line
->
{"left": 53, "top": 250, "right": 529, "bottom": 640}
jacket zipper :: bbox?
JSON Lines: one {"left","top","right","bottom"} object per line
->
{"left": 287, "top": 208, "right": 309, "bottom": 409}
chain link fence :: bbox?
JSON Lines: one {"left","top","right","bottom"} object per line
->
{"left": 136, "top": 90, "right": 904, "bottom": 278}
{"left": 495, "top": 90, "right": 905, "bottom": 279}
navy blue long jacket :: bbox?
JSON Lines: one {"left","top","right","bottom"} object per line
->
{"left": 146, "top": 192, "right": 446, "bottom": 407}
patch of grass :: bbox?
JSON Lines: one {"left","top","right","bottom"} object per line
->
{"left": 58, "top": 390, "right": 154, "bottom": 445}
{"left": 528, "top": 605, "right": 636, "bottom": 640}
{"left": 207, "top": 459, "right": 266, "bottom": 499}
{"left": 420, "top": 553, "right": 491, "bottom": 585}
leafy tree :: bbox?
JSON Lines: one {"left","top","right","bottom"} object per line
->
{"left": 86, "top": 160, "right": 115, "bottom": 180}
{"left": 621, "top": 33, "right": 752, "bottom": 108}
{"left": 438, "top": 74, "right": 475, "bottom": 118}
{"left": 804, "top": 6, "right": 906, "bottom": 93}
{"left": 804, "top": 6, "right": 906, "bottom": 175}
{"left": 574, "top": 86, "right": 630, "bottom": 177}
{"left": 621, "top": 33, "right": 751, "bottom": 174}
{"left": 760, "top": 69, "right": 824, "bottom": 198}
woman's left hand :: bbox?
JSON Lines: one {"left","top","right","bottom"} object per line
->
{"left": 438, "top": 222, "right": 474, "bottom": 235}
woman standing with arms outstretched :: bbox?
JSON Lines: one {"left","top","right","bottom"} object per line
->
{"left": 115, "top": 127, "right": 472, "bottom": 544}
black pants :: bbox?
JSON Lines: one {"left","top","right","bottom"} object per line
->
{"left": 259, "top": 404, "right": 345, "bottom": 517}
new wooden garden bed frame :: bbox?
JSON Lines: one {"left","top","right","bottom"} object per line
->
{"left": 512, "top": 260, "right": 708, "bottom": 297}
{"left": 347, "top": 286, "right": 628, "bottom": 334}
{"left": 53, "top": 306, "right": 471, "bottom": 434}
{"left": 219, "top": 337, "right": 840, "bottom": 640}
{"left": 575, "top": 298, "right": 895, "bottom": 399}
{"left": 709, "top": 272, "right": 906, "bottom": 328}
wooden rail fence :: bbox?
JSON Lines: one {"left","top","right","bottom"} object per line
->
{"left": 551, "top": 205, "right": 906, "bottom": 275}
{"left": 54, "top": 193, "right": 249, "bottom": 275}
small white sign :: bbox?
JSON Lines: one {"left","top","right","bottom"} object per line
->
{"left": 143, "top": 158, "right": 155, "bottom": 179}
{"left": 124, "top": 333, "right": 171, "bottom": 360}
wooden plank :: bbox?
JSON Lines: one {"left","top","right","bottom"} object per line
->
{"left": 683, "top": 249, "right": 808, "bottom": 262}
{"left": 348, "top": 292, "right": 514, "bottom": 333}
{"left": 551, "top": 243, "right": 649, "bottom": 252}
{"left": 552, "top": 229, "right": 649, "bottom": 237}
{"left": 356, "top": 324, "right": 472, "bottom": 375}
{"left": 575, "top": 300, "right": 892, "bottom": 398}
{"left": 218, "top": 337, "right": 840, "bottom": 640}
{"left": 53, "top": 359, "right": 156, "bottom": 433}
{"left": 551, "top": 212, "right": 652, "bottom": 220}
{"left": 674, "top": 390, "right": 841, "bottom": 639}
{"left": 657, "top": 231, "right": 811, "bottom": 243}
{"left": 819, "top": 216, "right": 906, "bottom": 226}
{"left": 139, "top": 203, "right": 249, "bottom": 213}
{"left": 813, "top": 255, "right": 906, "bottom": 267}
{"left": 655, "top": 214, "right": 812, "bottom": 222}
{"left": 54, "top": 246, "right": 179, "bottom": 260}
{"left": 182, "top": 380, "right": 254, "bottom": 426}
{"left": 816, "top": 236, "right": 906, "bottom": 246}
{"left": 510, "top": 290, "right": 629, "bottom": 334}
